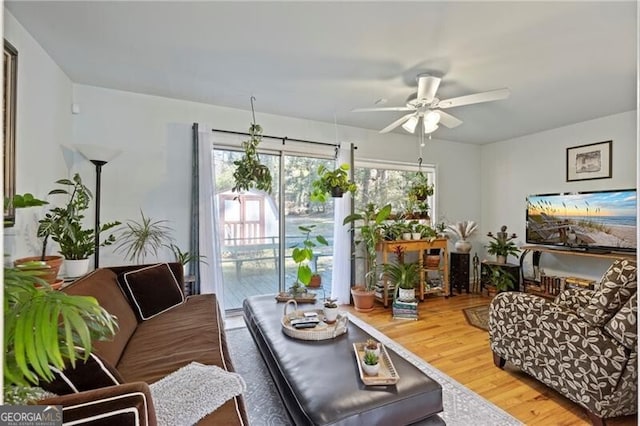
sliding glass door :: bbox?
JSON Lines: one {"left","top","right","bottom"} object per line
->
{"left": 214, "top": 148, "right": 334, "bottom": 311}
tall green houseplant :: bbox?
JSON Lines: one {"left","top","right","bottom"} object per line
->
{"left": 4, "top": 194, "right": 118, "bottom": 403}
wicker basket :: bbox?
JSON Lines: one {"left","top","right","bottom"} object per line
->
{"left": 281, "top": 299, "right": 348, "bottom": 341}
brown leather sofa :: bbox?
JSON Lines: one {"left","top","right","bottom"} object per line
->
{"left": 39, "top": 263, "right": 248, "bottom": 426}
{"left": 489, "top": 258, "right": 637, "bottom": 426}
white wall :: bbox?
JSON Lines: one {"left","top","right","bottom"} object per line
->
{"left": 70, "top": 84, "right": 482, "bottom": 266}
{"left": 3, "top": 11, "right": 73, "bottom": 262}
{"left": 481, "top": 110, "right": 637, "bottom": 280}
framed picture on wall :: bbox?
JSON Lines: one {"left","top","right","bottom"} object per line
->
{"left": 566, "top": 140, "right": 612, "bottom": 182}
{"left": 4, "top": 40, "right": 18, "bottom": 226}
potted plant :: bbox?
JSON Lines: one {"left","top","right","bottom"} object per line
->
{"left": 40, "top": 174, "right": 120, "bottom": 277}
{"left": 310, "top": 163, "right": 357, "bottom": 202}
{"left": 290, "top": 224, "right": 328, "bottom": 296}
{"left": 323, "top": 297, "right": 339, "bottom": 324}
{"left": 343, "top": 203, "right": 392, "bottom": 312}
{"left": 364, "top": 338, "right": 380, "bottom": 358}
{"left": 383, "top": 246, "right": 420, "bottom": 302}
{"left": 171, "top": 244, "right": 208, "bottom": 275}
{"left": 446, "top": 220, "right": 478, "bottom": 253}
{"left": 486, "top": 264, "right": 516, "bottom": 296}
{"left": 4, "top": 197, "right": 118, "bottom": 404}
{"left": 232, "top": 122, "right": 273, "bottom": 195}
{"left": 407, "top": 172, "right": 434, "bottom": 202}
{"left": 486, "top": 225, "right": 520, "bottom": 264}
{"left": 115, "top": 210, "right": 174, "bottom": 263}
{"left": 362, "top": 351, "right": 380, "bottom": 376}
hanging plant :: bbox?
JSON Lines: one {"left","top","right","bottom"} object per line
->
{"left": 232, "top": 98, "right": 273, "bottom": 195}
{"left": 310, "top": 163, "right": 357, "bottom": 203}
{"left": 407, "top": 172, "right": 434, "bottom": 202}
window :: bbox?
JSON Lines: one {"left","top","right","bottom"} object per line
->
{"left": 354, "top": 159, "right": 437, "bottom": 223}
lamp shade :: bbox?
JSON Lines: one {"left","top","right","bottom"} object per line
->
{"left": 423, "top": 111, "right": 441, "bottom": 134}
{"left": 401, "top": 115, "right": 419, "bottom": 133}
{"left": 75, "top": 144, "right": 122, "bottom": 163}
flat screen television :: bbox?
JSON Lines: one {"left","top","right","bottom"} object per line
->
{"left": 526, "top": 189, "right": 637, "bottom": 253}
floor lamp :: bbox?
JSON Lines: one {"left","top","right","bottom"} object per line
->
{"left": 75, "top": 144, "right": 122, "bottom": 269}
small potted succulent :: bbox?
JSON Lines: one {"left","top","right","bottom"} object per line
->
{"left": 362, "top": 351, "right": 380, "bottom": 376}
{"left": 364, "top": 338, "right": 381, "bottom": 358}
{"left": 323, "top": 297, "right": 339, "bottom": 324}
{"left": 310, "top": 163, "right": 357, "bottom": 202}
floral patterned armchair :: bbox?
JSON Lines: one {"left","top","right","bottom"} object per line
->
{"left": 489, "top": 259, "right": 637, "bottom": 425}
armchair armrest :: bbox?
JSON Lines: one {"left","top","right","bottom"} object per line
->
{"left": 38, "top": 382, "right": 156, "bottom": 426}
{"left": 553, "top": 288, "right": 595, "bottom": 312}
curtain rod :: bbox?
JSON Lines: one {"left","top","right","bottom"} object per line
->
{"left": 210, "top": 128, "right": 354, "bottom": 149}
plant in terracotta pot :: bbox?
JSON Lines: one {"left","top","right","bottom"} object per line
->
{"left": 310, "top": 163, "right": 357, "bottom": 202}
{"left": 446, "top": 220, "right": 478, "bottom": 253}
{"left": 343, "top": 203, "right": 392, "bottom": 312}
{"left": 290, "top": 224, "right": 328, "bottom": 296}
{"left": 486, "top": 225, "right": 520, "bottom": 264}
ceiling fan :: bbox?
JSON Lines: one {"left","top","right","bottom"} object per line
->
{"left": 353, "top": 74, "right": 510, "bottom": 134}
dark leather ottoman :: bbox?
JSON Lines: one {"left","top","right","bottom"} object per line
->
{"left": 243, "top": 295, "right": 443, "bottom": 425}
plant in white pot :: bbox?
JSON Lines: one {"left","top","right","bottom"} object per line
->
{"left": 323, "top": 297, "right": 339, "bottom": 324}
{"left": 44, "top": 174, "right": 120, "bottom": 277}
{"left": 362, "top": 351, "right": 380, "bottom": 376}
{"left": 446, "top": 220, "right": 478, "bottom": 253}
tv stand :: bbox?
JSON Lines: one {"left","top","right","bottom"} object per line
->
{"left": 519, "top": 245, "right": 636, "bottom": 299}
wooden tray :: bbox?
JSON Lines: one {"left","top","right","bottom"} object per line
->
{"left": 281, "top": 300, "right": 348, "bottom": 341}
{"left": 275, "top": 291, "right": 317, "bottom": 303}
{"left": 353, "top": 342, "right": 399, "bottom": 385}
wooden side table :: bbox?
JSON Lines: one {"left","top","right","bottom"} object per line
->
{"left": 450, "top": 252, "right": 470, "bottom": 294}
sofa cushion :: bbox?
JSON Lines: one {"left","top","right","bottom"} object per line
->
{"left": 39, "top": 352, "right": 123, "bottom": 395}
{"left": 116, "top": 294, "right": 227, "bottom": 383}
{"left": 579, "top": 259, "right": 637, "bottom": 327}
{"left": 119, "top": 263, "right": 185, "bottom": 321}
{"left": 63, "top": 269, "right": 138, "bottom": 366}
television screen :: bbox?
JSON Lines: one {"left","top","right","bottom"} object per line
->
{"left": 526, "top": 189, "right": 637, "bottom": 252}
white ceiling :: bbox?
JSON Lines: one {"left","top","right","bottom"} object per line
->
{"left": 5, "top": 1, "right": 638, "bottom": 144}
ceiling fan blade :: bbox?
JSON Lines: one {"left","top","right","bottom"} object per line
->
{"left": 352, "top": 106, "right": 414, "bottom": 112}
{"left": 417, "top": 75, "right": 441, "bottom": 103}
{"left": 379, "top": 113, "right": 416, "bottom": 134}
{"left": 438, "top": 88, "right": 510, "bottom": 109}
{"left": 436, "top": 110, "right": 463, "bottom": 128}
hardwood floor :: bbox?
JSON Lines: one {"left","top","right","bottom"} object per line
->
{"left": 342, "top": 293, "right": 637, "bottom": 426}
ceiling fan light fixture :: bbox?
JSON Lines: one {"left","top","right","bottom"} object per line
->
{"left": 423, "top": 121, "right": 439, "bottom": 134}
{"left": 424, "top": 111, "right": 441, "bottom": 126}
{"left": 402, "top": 115, "right": 419, "bottom": 133}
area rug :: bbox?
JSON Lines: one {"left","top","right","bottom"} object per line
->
{"left": 227, "top": 314, "right": 522, "bottom": 426}
{"left": 463, "top": 304, "right": 490, "bottom": 331}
